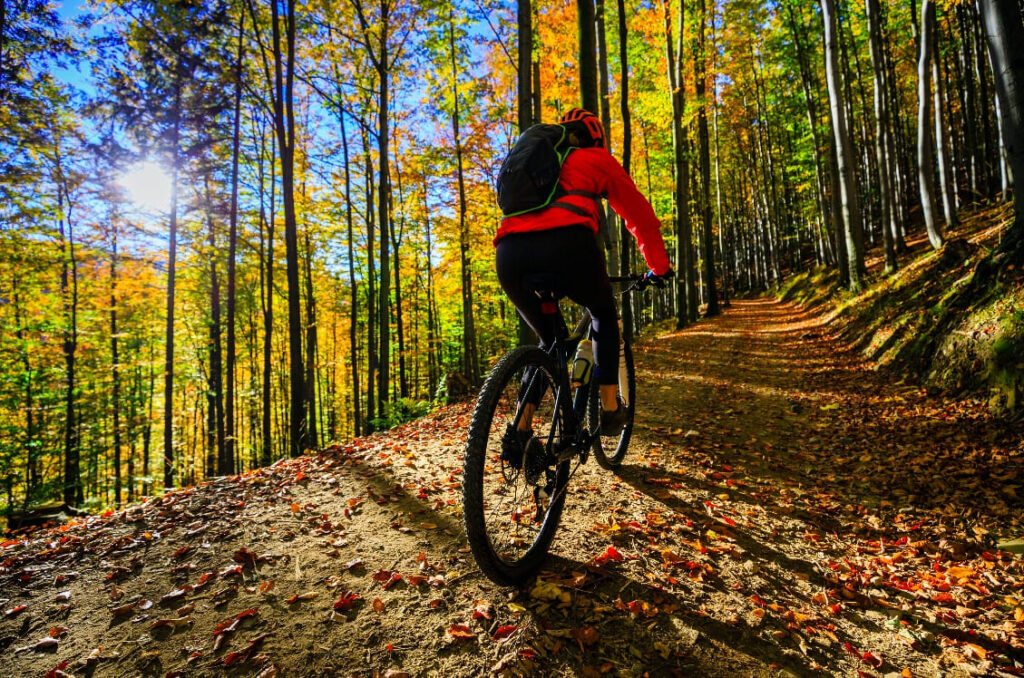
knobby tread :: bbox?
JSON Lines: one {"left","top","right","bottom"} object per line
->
{"left": 462, "top": 345, "right": 569, "bottom": 586}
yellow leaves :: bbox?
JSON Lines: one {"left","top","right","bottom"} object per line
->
{"left": 945, "top": 566, "right": 974, "bottom": 580}
{"left": 529, "top": 579, "right": 569, "bottom": 605}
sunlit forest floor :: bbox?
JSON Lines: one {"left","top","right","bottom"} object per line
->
{"left": 3, "top": 275, "right": 1023, "bottom": 676}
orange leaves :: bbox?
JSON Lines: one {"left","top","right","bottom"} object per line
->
{"left": 284, "top": 591, "right": 317, "bottom": 604}
{"left": 447, "top": 624, "right": 476, "bottom": 642}
{"left": 371, "top": 569, "right": 402, "bottom": 590}
{"left": 212, "top": 608, "right": 258, "bottom": 651}
{"left": 4, "top": 604, "right": 27, "bottom": 618}
{"left": 333, "top": 591, "right": 360, "bottom": 612}
{"left": 592, "top": 545, "right": 624, "bottom": 566}
{"left": 493, "top": 624, "right": 518, "bottom": 640}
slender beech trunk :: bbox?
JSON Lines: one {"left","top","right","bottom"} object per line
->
{"left": 269, "top": 0, "right": 306, "bottom": 456}
{"left": 391, "top": 159, "right": 408, "bottom": 398}
{"left": 979, "top": 0, "right": 1024, "bottom": 253}
{"left": 664, "top": 0, "right": 693, "bottom": 327}
{"left": 821, "top": 0, "right": 865, "bottom": 291}
{"left": 596, "top": 0, "right": 618, "bottom": 271}
{"left": 917, "top": 0, "right": 945, "bottom": 249}
{"left": 517, "top": 0, "right": 533, "bottom": 131}
{"left": 204, "top": 176, "right": 226, "bottom": 474}
{"left": 110, "top": 227, "right": 122, "bottom": 506}
{"left": 423, "top": 183, "right": 439, "bottom": 392}
{"left": 449, "top": 9, "right": 478, "bottom": 382}
{"left": 56, "top": 151, "right": 82, "bottom": 506}
{"left": 163, "top": 82, "right": 182, "bottom": 489}
{"left": 866, "top": 0, "right": 897, "bottom": 272}
{"left": 143, "top": 338, "right": 154, "bottom": 493}
{"left": 338, "top": 96, "right": 360, "bottom": 435}
{"left": 361, "top": 112, "right": 377, "bottom": 430}
{"left": 516, "top": 0, "right": 539, "bottom": 345}
{"left": 260, "top": 125, "right": 275, "bottom": 467}
{"left": 618, "top": 0, "right": 633, "bottom": 340}
{"left": 303, "top": 231, "right": 319, "bottom": 448}
{"left": 932, "top": 9, "right": 957, "bottom": 229}
{"left": 576, "top": 0, "right": 599, "bottom": 112}
{"left": 696, "top": 0, "right": 717, "bottom": 315}
{"left": 225, "top": 13, "right": 244, "bottom": 476}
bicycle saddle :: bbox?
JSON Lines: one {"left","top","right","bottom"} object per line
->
{"left": 523, "top": 273, "right": 563, "bottom": 301}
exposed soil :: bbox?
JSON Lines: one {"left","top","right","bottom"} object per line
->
{"left": 2, "top": 298, "right": 1023, "bottom": 677}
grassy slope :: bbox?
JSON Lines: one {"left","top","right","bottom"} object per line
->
{"left": 776, "top": 203, "right": 1024, "bottom": 413}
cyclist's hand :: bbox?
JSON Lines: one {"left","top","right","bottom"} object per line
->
{"left": 643, "top": 268, "right": 674, "bottom": 289}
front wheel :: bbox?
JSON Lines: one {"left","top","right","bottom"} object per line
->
{"left": 592, "top": 340, "right": 635, "bottom": 469}
{"left": 463, "top": 346, "right": 571, "bottom": 586}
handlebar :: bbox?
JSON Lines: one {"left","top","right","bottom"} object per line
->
{"left": 609, "top": 270, "right": 674, "bottom": 293}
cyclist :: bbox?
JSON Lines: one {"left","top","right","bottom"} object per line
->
{"left": 494, "top": 108, "right": 673, "bottom": 452}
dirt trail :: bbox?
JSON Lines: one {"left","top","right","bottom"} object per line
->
{"left": 2, "top": 300, "right": 1022, "bottom": 678}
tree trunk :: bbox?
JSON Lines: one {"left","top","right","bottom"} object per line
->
{"left": 259, "top": 125, "right": 275, "bottom": 467}
{"left": 204, "top": 176, "right": 226, "bottom": 475}
{"left": 390, "top": 159, "right": 408, "bottom": 399}
{"left": 163, "top": 83, "right": 182, "bottom": 489}
{"left": 449, "top": 9, "right": 478, "bottom": 382}
{"left": 821, "top": 0, "right": 865, "bottom": 291}
{"left": 516, "top": 0, "right": 538, "bottom": 346}
{"left": 375, "top": 10, "right": 392, "bottom": 424}
{"left": 932, "top": 10, "right": 957, "bottom": 229}
{"left": 664, "top": 0, "right": 693, "bottom": 327}
{"left": 271, "top": 0, "right": 306, "bottom": 457}
{"left": 979, "top": 0, "right": 1024, "bottom": 254}
{"left": 917, "top": 0, "right": 945, "bottom": 250}
{"left": 225, "top": 12, "right": 244, "bottom": 476}
{"left": 576, "top": 0, "right": 599, "bottom": 112}
{"left": 618, "top": 0, "right": 633, "bottom": 340}
{"left": 110, "top": 228, "right": 122, "bottom": 506}
{"left": 338, "top": 95, "right": 361, "bottom": 436}
{"left": 56, "top": 151, "right": 82, "bottom": 506}
{"left": 696, "top": 0, "right": 717, "bottom": 315}
{"left": 517, "top": 0, "right": 533, "bottom": 131}
{"left": 865, "top": 0, "right": 897, "bottom": 272}
{"left": 303, "top": 232, "right": 319, "bottom": 449}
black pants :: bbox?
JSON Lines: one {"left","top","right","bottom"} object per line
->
{"left": 496, "top": 226, "right": 620, "bottom": 387}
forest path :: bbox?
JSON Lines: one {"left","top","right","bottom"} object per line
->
{"left": 3, "top": 299, "right": 1023, "bottom": 678}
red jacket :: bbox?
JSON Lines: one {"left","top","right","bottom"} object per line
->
{"left": 494, "top": 146, "right": 672, "bottom": 275}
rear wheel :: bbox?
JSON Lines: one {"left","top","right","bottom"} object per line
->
{"left": 463, "top": 346, "right": 571, "bottom": 586}
{"left": 592, "top": 340, "right": 635, "bottom": 469}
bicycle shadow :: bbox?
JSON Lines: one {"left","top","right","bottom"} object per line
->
{"left": 539, "top": 553, "right": 819, "bottom": 677}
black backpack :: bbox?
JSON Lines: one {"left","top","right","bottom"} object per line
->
{"left": 495, "top": 123, "right": 573, "bottom": 217}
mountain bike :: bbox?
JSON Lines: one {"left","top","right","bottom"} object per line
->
{"left": 462, "top": 273, "right": 657, "bottom": 586}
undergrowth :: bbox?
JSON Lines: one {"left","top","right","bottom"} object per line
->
{"left": 773, "top": 204, "right": 1024, "bottom": 414}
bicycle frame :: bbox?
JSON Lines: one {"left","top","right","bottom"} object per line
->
{"left": 506, "top": 273, "right": 646, "bottom": 461}
{"left": 506, "top": 303, "right": 595, "bottom": 461}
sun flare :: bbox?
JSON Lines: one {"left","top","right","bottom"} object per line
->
{"left": 120, "top": 161, "right": 172, "bottom": 214}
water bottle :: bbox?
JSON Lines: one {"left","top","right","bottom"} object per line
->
{"left": 571, "top": 339, "right": 594, "bottom": 384}
{"left": 617, "top": 341, "right": 630, "bottom": 406}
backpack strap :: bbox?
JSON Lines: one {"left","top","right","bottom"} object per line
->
{"left": 548, "top": 200, "right": 593, "bottom": 218}
{"left": 548, "top": 189, "right": 602, "bottom": 218}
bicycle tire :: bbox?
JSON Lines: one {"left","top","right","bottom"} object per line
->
{"left": 592, "top": 339, "right": 636, "bottom": 469}
{"left": 463, "top": 345, "right": 571, "bottom": 586}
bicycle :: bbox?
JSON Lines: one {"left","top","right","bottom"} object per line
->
{"left": 462, "top": 272, "right": 662, "bottom": 586}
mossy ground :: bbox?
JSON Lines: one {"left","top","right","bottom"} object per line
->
{"left": 775, "top": 203, "right": 1024, "bottom": 415}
